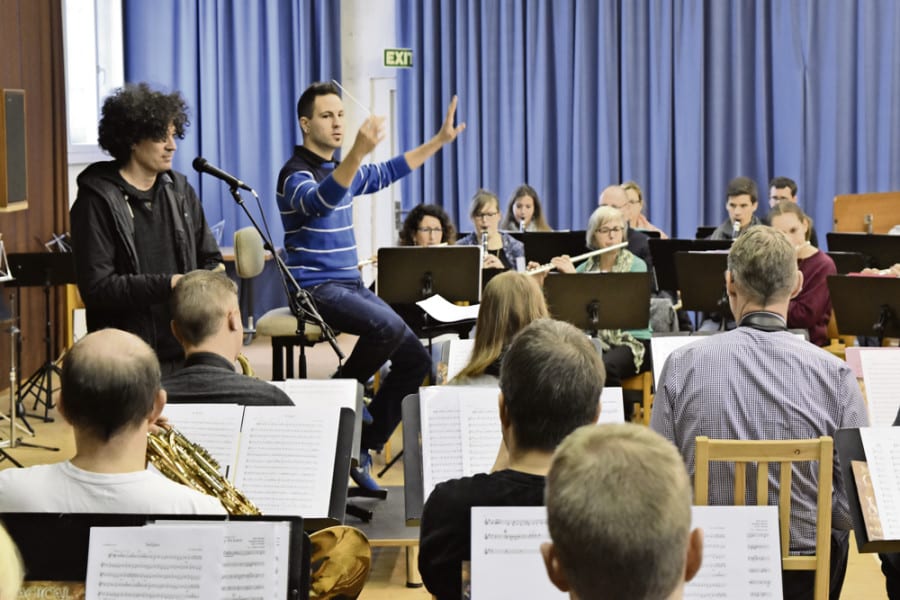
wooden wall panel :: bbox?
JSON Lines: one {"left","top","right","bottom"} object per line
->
{"left": 0, "top": 0, "right": 69, "bottom": 385}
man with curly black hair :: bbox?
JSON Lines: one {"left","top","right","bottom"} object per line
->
{"left": 71, "top": 83, "right": 223, "bottom": 373}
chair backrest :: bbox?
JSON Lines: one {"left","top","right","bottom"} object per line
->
{"left": 233, "top": 226, "right": 265, "bottom": 279}
{"left": 693, "top": 436, "right": 833, "bottom": 600}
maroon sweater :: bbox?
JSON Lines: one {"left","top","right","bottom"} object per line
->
{"left": 789, "top": 250, "right": 837, "bottom": 346}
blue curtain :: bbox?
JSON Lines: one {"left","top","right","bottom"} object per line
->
{"left": 397, "top": 0, "right": 900, "bottom": 241}
{"left": 123, "top": 0, "right": 341, "bottom": 244}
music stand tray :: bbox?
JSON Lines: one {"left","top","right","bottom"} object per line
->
{"left": 508, "top": 231, "right": 588, "bottom": 265}
{"left": 377, "top": 246, "right": 481, "bottom": 305}
{"left": 827, "top": 251, "right": 867, "bottom": 275}
{"left": 827, "top": 275, "right": 900, "bottom": 341}
{"left": 649, "top": 238, "right": 732, "bottom": 292}
{"left": 673, "top": 251, "right": 730, "bottom": 314}
{"left": 826, "top": 233, "right": 900, "bottom": 270}
{"left": 543, "top": 272, "right": 651, "bottom": 336}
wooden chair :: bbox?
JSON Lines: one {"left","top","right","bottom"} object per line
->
{"left": 233, "top": 227, "right": 335, "bottom": 379}
{"left": 694, "top": 436, "right": 834, "bottom": 600}
{"left": 622, "top": 371, "right": 653, "bottom": 425}
{"left": 823, "top": 310, "right": 855, "bottom": 359}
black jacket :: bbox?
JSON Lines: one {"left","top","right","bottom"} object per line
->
{"left": 70, "top": 161, "right": 222, "bottom": 358}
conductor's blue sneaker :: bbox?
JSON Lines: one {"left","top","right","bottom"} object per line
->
{"left": 350, "top": 452, "right": 384, "bottom": 492}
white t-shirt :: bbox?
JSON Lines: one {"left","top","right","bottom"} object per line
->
{"left": 0, "top": 461, "right": 226, "bottom": 514}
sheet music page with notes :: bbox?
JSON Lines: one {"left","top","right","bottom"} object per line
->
{"left": 416, "top": 293, "right": 480, "bottom": 323}
{"left": 598, "top": 387, "right": 624, "bottom": 424}
{"left": 160, "top": 404, "right": 244, "bottom": 477}
{"left": 860, "top": 348, "right": 900, "bottom": 426}
{"left": 684, "top": 505, "right": 782, "bottom": 600}
{"left": 860, "top": 427, "right": 900, "bottom": 539}
{"left": 86, "top": 525, "right": 223, "bottom": 599}
{"left": 279, "top": 378, "right": 357, "bottom": 412}
{"left": 445, "top": 339, "right": 476, "bottom": 382}
{"left": 470, "top": 506, "right": 565, "bottom": 599}
{"left": 235, "top": 405, "right": 340, "bottom": 517}
{"left": 420, "top": 386, "right": 499, "bottom": 500}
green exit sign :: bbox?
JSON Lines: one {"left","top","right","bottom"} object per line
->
{"left": 384, "top": 48, "right": 413, "bottom": 68}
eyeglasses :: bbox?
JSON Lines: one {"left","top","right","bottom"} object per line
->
{"left": 598, "top": 226, "right": 625, "bottom": 235}
{"left": 417, "top": 227, "right": 443, "bottom": 234}
{"left": 474, "top": 211, "right": 498, "bottom": 219}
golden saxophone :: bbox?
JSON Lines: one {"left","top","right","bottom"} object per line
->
{"left": 147, "top": 424, "right": 261, "bottom": 515}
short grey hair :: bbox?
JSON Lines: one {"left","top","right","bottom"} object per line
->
{"left": 585, "top": 205, "right": 626, "bottom": 250}
{"left": 727, "top": 225, "right": 798, "bottom": 305}
{"left": 546, "top": 424, "right": 692, "bottom": 599}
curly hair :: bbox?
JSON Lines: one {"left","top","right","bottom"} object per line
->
{"left": 398, "top": 204, "right": 457, "bottom": 246}
{"left": 98, "top": 82, "right": 190, "bottom": 164}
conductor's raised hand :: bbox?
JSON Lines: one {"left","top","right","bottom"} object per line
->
{"left": 435, "top": 95, "right": 466, "bottom": 145}
{"left": 350, "top": 115, "right": 387, "bottom": 157}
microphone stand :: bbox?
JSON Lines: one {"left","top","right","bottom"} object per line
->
{"left": 227, "top": 186, "right": 345, "bottom": 365}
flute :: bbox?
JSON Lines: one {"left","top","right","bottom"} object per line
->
{"left": 525, "top": 242, "right": 628, "bottom": 276}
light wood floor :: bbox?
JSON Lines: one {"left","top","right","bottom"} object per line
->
{"left": 0, "top": 332, "right": 888, "bottom": 599}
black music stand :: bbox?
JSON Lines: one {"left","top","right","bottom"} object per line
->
{"left": 827, "top": 275, "right": 900, "bottom": 345}
{"left": 648, "top": 238, "right": 732, "bottom": 293}
{"left": 508, "top": 231, "right": 588, "bottom": 264}
{"left": 695, "top": 225, "right": 717, "bottom": 239}
{"left": 7, "top": 252, "right": 77, "bottom": 423}
{"left": 827, "top": 251, "right": 867, "bottom": 274}
{"left": 826, "top": 233, "right": 900, "bottom": 270}
{"left": 543, "top": 272, "right": 651, "bottom": 337}
{"left": 674, "top": 251, "right": 733, "bottom": 328}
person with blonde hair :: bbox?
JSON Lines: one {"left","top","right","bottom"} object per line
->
{"left": 450, "top": 271, "right": 548, "bottom": 385}
{"left": 457, "top": 189, "right": 525, "bottom": 270}
{"left": 501, "top": 183, "right": 552, "bottom": 232}
{"left": 542, "top": 424, "right": 702, "bottom": 600}
{"left": 621, "top": 180, "right": 667, "bottom": 238}
{"left": 767, "top": 200, "right": 836, "bottom": 346}
{"left": 0, "top": 523, "right": 24, "bottom": 600}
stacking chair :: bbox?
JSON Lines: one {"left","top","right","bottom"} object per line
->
{"left": 622, "top": 371, "right": 653, "bottom": 425}
{"left": 693, "top": 436, "right": 834, "bottom": 600}
{"left": 233, "top": 227, "right": 334, "bottom": 379}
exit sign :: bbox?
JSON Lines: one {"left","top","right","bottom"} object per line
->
{"left": 384, "top": 48, "right": 413, "bottom": 68}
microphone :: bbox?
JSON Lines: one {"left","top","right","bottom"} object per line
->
{"left": 192, "top": 157, "right": 253, "bottom": 192}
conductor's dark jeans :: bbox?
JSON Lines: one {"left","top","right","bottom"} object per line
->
{"left": 309, "top": 279, "right": 431, "bottom": 452}
{"left": 781, "top": 529, "right": 849, "bottom": 600}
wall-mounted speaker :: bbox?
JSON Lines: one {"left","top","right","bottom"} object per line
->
{"left": 0, "top": 89, "right": 28, "bottom": 210}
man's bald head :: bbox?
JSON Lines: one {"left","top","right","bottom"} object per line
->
{"left": 61, "top": 329, "right": 161, "bottom": 441}
{"left": 598, "top": 185, "right": 628, "bottom": 207}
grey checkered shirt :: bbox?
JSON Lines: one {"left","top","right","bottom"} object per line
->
{"left": 650, "top": 326, "right": 868, "bottom": 554}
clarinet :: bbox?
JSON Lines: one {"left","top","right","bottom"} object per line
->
{"left": 732, "top": 220, "right": 741, "bottom": 240}
{"left": 481, "top": 230, "right": 489, "bottom": 262}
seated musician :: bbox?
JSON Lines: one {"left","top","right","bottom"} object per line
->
{"left": 550, "top": 205, "right": 651, "bottom": 400}
{"left": 398, "top": 203, "right": 457, "bottom": 246}
{"left": 0, "top": 329, "right": 226, "bottom": 514}
{"left": 542, "top": 424, "right": 702, "bottom": 600}
{"left": 419, "top": 319, "right": 605, "bottom": 600}
{"left": 457, "top": 189, "right": 525, "bottom": 270}
{"left": 449, "top": 271, "right": 547, "bottom": 386}
{"left": 501, "top": 183, "right": 553, "bottom": 232}
{"left": 162, "top": 270, "right": 293, "bottom": 405}
{"left": 767, "top": 201, "right": 836, "bottom": 346}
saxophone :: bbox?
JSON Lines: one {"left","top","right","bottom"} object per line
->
{"left": 147, "top": 424, "right": 261, "bottom": 515}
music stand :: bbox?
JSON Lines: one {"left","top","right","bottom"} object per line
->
{"left": 543, "top": 272, "right": 651, "bottom": 337}
{"left": 508, "top": 231, "right": 588, "bottom": 264}
{"left": 648, "top": 238, "right": 732, "bottom": 293}
{"left": 695, "top": 226, "right": 717, "bottom": 239}
{"left": 827, "top": 251, "right": 867, "bottom": 275}
{"left": 827, "top": 275, "right": 900, "bottom": 345}
{"left": 826, "top": 233, "right": 900, "bottom": 270}
{"left": 7, "top": 252, "right": 77, "bottom": 423}
{"left": 673, "top": 251, "right": 732, "bottom": 326}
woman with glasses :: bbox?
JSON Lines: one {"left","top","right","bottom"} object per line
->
{"left": 621, "top": 180, "right": 668, "bottom": 238}
{"left": 500, "top": 183, "right": 553, "bottom": 232}
{"left": 457, "top": 189, "right": 525, "bottom": 270}
{"left": 398, "top": 204, "right": 457, "bottom": 246}
{"left": 550, "top": 205, "right": 651, "bottom": 401}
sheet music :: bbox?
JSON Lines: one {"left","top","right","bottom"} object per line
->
{"left": 651, "top": 336, "right": 703, "bottom": 388}
{"left": 160, "top": 404, "right": 244, "bottom": 477}
{"left": 279, "top": 378, "right": 357, "bottom": 413}
{"left": 416, "top": 293, "right": 480, "bottom": 323}
{"left": 470, "top": 506, "right": 566, "bottom": 599}
{"left": 859, "top": 348, "right": 900, "bottom": 426}
{"left": 685, "top": 505, "right": 782, "bottom": 600}
{"left": 420, "top": 386, "right": 499, "bottom": 500}
{"left": 235, "top": 405, "right": 340, "bottom": 517}
{"left": 445, "top": 339, "right": 475, "bottom": 382}
{"left": 860, "top": 428, "right": 900, "bottom": 539}
{"left": 86, "top": 526, "right": 223, "bottom": 599}
{"left": 598, "top": 387, "right": 625, "bottom": 424}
